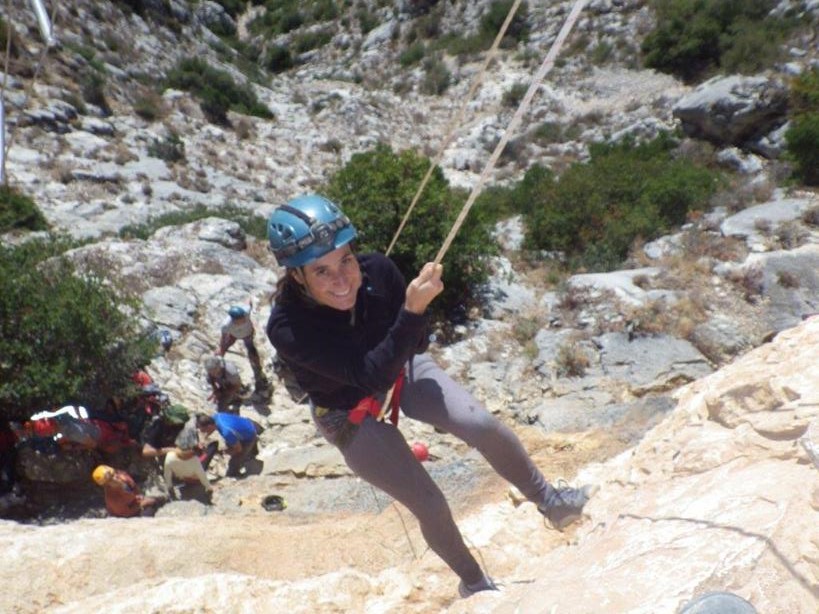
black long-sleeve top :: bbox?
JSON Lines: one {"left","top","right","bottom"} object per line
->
{"left": 266, "top": 253, "right": 429, "bottom": 412}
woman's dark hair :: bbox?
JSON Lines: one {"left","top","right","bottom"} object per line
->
{"left": 272, "top": 270, "right": 306, "bottom": 307}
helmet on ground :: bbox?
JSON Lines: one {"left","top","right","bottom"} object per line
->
{"left": 228, "top": 305, "right": 248, "bottom": 319}
{"left": 92, "top": 465, "right": 115, "bottom": 486}
{"left": 267, "top": 194, "right": 357, "bottom": 268}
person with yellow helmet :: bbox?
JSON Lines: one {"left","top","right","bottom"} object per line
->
{"left": 91, "top": 464, "right": 163, "bottom": 517}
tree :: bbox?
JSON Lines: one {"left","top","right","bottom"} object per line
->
{"left": 0, "top": 240, "right": 156, "bottom": 421}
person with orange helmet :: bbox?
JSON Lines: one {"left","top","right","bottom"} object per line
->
{"left": 92, "top": 465, "right": 163, "bottom": 518}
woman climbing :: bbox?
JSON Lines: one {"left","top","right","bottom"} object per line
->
{"left": 265, "top": 194, "right": 595, "bottom": 597}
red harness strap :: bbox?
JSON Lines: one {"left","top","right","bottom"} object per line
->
{"left": 348, "top": 369, "right": 405, "bottom": 426}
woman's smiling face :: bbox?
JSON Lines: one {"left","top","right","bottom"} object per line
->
{"left": 294, "top": 244, "right": 362, "bottom": 311}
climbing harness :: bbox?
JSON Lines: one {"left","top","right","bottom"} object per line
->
{"left": 347, "top": 368, "right": 405, "bottom": 426}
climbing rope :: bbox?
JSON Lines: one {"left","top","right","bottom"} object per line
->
{"left": 385, "top": 0, "right": 523, "bottom": 257}
{"left": 434, "top": 0, "right": 588, "bottom": 265}
{"left": 1, "top": 0, "right": 58, "bottom": 185}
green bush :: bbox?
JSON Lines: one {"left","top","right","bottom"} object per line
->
{"left": 0, "top": 240, "right": 156, "bottom": 420}
{"left": 80, "top": 68, "right": 111, "bottom": 115}
{"left": 147, "top": 132, "right": 186, "bottom": 163}
{"left": 214, "top": 0, "right": 245, "bottom": 17}
{"left": 502, "top": 82, "right": 528, "bottom": 108}
{"left": 249, "top": 1, "right": 303, "bottom": 35}
{"left": 435, "top": 0, "right": 529, "bottom": 57}
{"left": 785, "top": 113, "right": 819, "bottom": 186}
{"left": 133, "top": 91, "right": 167, "bottom": 121}
{"left": 421, "top": 56, "right": 451, "bottom": 95}
{"left": 164, "top": 57, "right": 273, "bottom": 124}
{"left": 522, "top": 134, "right": 721, "bottom": 270}
{"left": 399, "top": 42, "right": 426, "bottom": 67}
{"left": 641, "top": 0, "right": 789, "bottom": 83}
{"left": 292, "top": 29, "right": 332, "bottom": 54}
{"left": 0, "top": 185, "right": 48, "bottom": 233}
{"left": 785, "top": 68, "right": 819, "bottom": 186}
{"left": 480, "top": 0, "right": 529, "bottom": 48}
{"left": 789, "top": 67, "right": 819, "bottom": 115}
{"left": 250, "top": 0, "right": 340, "bottom": 36}
{"left": 264, "top": 45, "right": 293, "bottom": 73}
{"left": 324, "top": 144, "right": 498, "bottom": 320}
{"left": 119, "top": 203, "right": 268, "bottom": 240}
{"left": 356, "top": 8, "right": 379, "bottom": 34}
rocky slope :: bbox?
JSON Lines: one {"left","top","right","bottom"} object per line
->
{"left": 1, "top": 315, "right": 817, "bottom": 613}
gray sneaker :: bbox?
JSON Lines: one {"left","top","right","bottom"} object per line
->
{"left": 458, "top": 574, "right": 499, "bottom": 598}
{"left": 538, "top": 483, "right": 597, "bottom": 531}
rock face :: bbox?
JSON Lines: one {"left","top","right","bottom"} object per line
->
{"left": 2, "top": 318, "right": 816, "bottom": 614}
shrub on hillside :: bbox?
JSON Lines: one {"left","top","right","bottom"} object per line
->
{"left": 323, "top": 143, "right": 497, "bottom": 320}
{"left": 164, "top": 57, "right": 273, "bottom": 124}
{"left": 118, "top": 203, "right": 267, "bottom": 240}
{"left": 0, "top": 240, "right": 156, "bottom": 420}
{"left": 785, "top": 68, "right": 819, "bottom": 186}
{"left": 147, "top": 132, "right": 186, "bottom": 164}
{"left": 785, "top": 113, "right": 819, "bottom": 186}
{"left": 438, "top": 0, "right": 529, "bottom": 55}
{"left": 421, "top": 56, "right": 451, "bottom": 95}
{"left": 521, "top": 133, "right": 722, "bottom": 271}
{"left": 641, "top": 0, "right": 790, "bottom": 83}
{"left": 0, "top": 185, "right": 48, "bottom": 233}
{"left": 249, "top": 0, "right": 338, "bottom": 36}
{"left": 480, "top": 0, "right": 529, "bottom": 48}
{"left": 263, "top": 45, "right": 293, "bottom": 73}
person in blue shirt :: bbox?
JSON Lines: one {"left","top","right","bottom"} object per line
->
{"left": 195, "top": 412, "right": 258, "bottom": 478}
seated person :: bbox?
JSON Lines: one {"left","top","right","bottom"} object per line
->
{"left": 92, "top": 465, "right": 163, "bottom": 518}
{"left": 163, "top": 419, "right": 213, "bottom": 499}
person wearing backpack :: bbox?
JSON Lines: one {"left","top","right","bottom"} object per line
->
{"left": 265, "top": 194, "right": 596, "bottom": 597}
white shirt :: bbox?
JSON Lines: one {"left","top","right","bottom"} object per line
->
{"left": 164, "top": 450, "right": 211, "bottom": 492}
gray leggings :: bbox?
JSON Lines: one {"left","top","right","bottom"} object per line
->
{"left": 312, "top": 353, "right": 550, "bottom": 584}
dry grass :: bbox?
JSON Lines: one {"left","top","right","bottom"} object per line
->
{"left": 555, "top": 339, "right": 590, "bottom": 377}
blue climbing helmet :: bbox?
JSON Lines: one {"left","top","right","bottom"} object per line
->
{"left": 228, "top": 305, "right": 247, "bottom": 319}
{"left": 267, "top": 194, "right": 357, "bottom": 268}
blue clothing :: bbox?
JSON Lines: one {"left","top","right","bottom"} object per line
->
{"left": 213, "top": 413, "right": 256, "bottom": 447}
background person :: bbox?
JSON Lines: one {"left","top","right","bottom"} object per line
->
{"left": 91, "top": 465, "right": 163, "bottom": 518}
{"left": 203, "top": 355, "right": 244, "bottom": 413}
{"left": 140, "top": 402, "right": 189, "bottom": 461}
{"left": 195, "top": 413, "right": 258, "bottom": 478}
{"left": 163, "top": 418, "right": 213, "bottom": 500}
{"left": 218, "top": 304, "right": 270, "bottom": 393}
{"left": 265, "top": 194, "right": 595, "bottom": 597}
